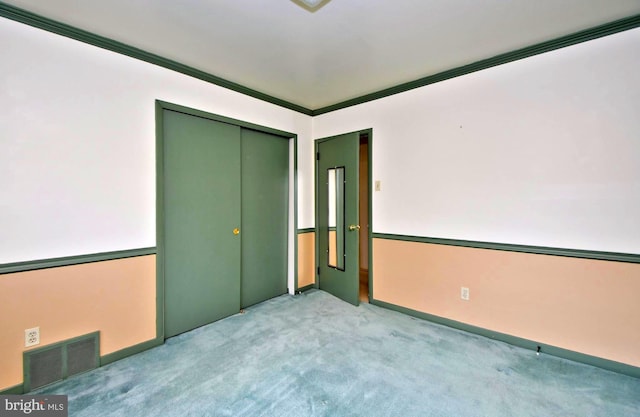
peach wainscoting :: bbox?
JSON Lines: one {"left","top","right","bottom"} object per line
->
{"left": 297, "top": 231, "right": 315, "bottom": 289}
{"left": 0, "top": 255, "right": 156, "bottom": 390}
{"left": 372, "top": 238, "right": 640, "bottom": 367}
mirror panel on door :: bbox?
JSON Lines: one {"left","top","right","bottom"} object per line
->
{"left": 327, "top": 167, "right": 345, "bottom": 270}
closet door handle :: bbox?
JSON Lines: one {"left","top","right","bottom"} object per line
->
{"left": 233, "top": 228, "right": 240, "bottom": 235}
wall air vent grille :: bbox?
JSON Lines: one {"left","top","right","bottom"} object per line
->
{"left": 24, "top": 332, "right": 99, "bottom": 391}
{"left": 67, "top": 337, "right": 98, "bottom": 376}
{"left": 27, "top": 346, "right": 63, "bottom": 390}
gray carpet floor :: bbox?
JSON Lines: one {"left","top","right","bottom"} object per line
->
{"left": 36, "top": 289, "right": 640, "bottom": 416}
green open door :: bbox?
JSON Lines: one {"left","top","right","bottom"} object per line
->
{"left": 317, "top": 132, "right": 360, "bottom": 305}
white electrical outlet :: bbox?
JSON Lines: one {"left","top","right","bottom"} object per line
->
{"left": 461, "top": 287, "right": 470, "bottom": 301}
{"left": 25, "top": 327, "right": 40, "bottom": 347}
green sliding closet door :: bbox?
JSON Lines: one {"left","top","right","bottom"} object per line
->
{"left": 163, "top": 110, "right": 242, "bottom": 338}
{"left": 241, "top": 129, "right": 289, "bottom": 308}
{"left": 162, "top": 109, "right": 289, "bottom": 338}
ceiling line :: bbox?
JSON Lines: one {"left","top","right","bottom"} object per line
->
{"left": 312, "top": 13, "right": 640, "bottom": 116}
{"left": 1, "top": 2, "right": 639, "bottom": 117}
{"left": 0, "top": 2, "right": 313, "bottom": 115}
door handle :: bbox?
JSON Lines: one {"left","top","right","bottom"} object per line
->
{"left": 348, "top": 225, "right": 360, "bottom": 231}
{"left": 233, "top": 228, "right": 240, "bottom": 235}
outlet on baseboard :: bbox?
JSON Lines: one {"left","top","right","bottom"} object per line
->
{"left": 460, "top": 287, "right": 470, "bottom": 301}
{"left": 25, "top": 327, "right": 40, "bottom": 347}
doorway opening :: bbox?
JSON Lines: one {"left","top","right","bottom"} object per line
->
{"left": 359, "top": 133, "right": 370, "bottom": 303}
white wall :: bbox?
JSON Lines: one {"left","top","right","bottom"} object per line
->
{"left": 313, "top": 28, "right": 640, "bottom": 254}
{"left": 0, "top": 18, "right": 314, "bottom": 264}
{"left": 2, "top": 17, "right": 639, "bottom": 263}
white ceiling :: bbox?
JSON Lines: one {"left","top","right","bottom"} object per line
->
{"left": 4, "top": 0, "right": 640, "bottom": 110}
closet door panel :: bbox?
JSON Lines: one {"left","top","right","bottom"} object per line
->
{"left": 163, "top": 110, "right": 241, "bottom": 337}
{"left": 240, "top": 129, "right": 289, "bottom": 308}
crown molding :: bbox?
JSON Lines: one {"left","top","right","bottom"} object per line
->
{"left": 1, "top": 2, "right": 639, "bottom": 116}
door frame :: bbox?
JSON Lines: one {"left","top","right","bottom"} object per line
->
{"left": 155, "top": 100, "right": 298, "bottom": 341}
{"left": 314, "top": 129, "right": 373, "bottom": 302}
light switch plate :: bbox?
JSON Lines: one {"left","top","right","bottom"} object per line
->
{"left": 461, "top": 287, "right": 470, "bottom": 301}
